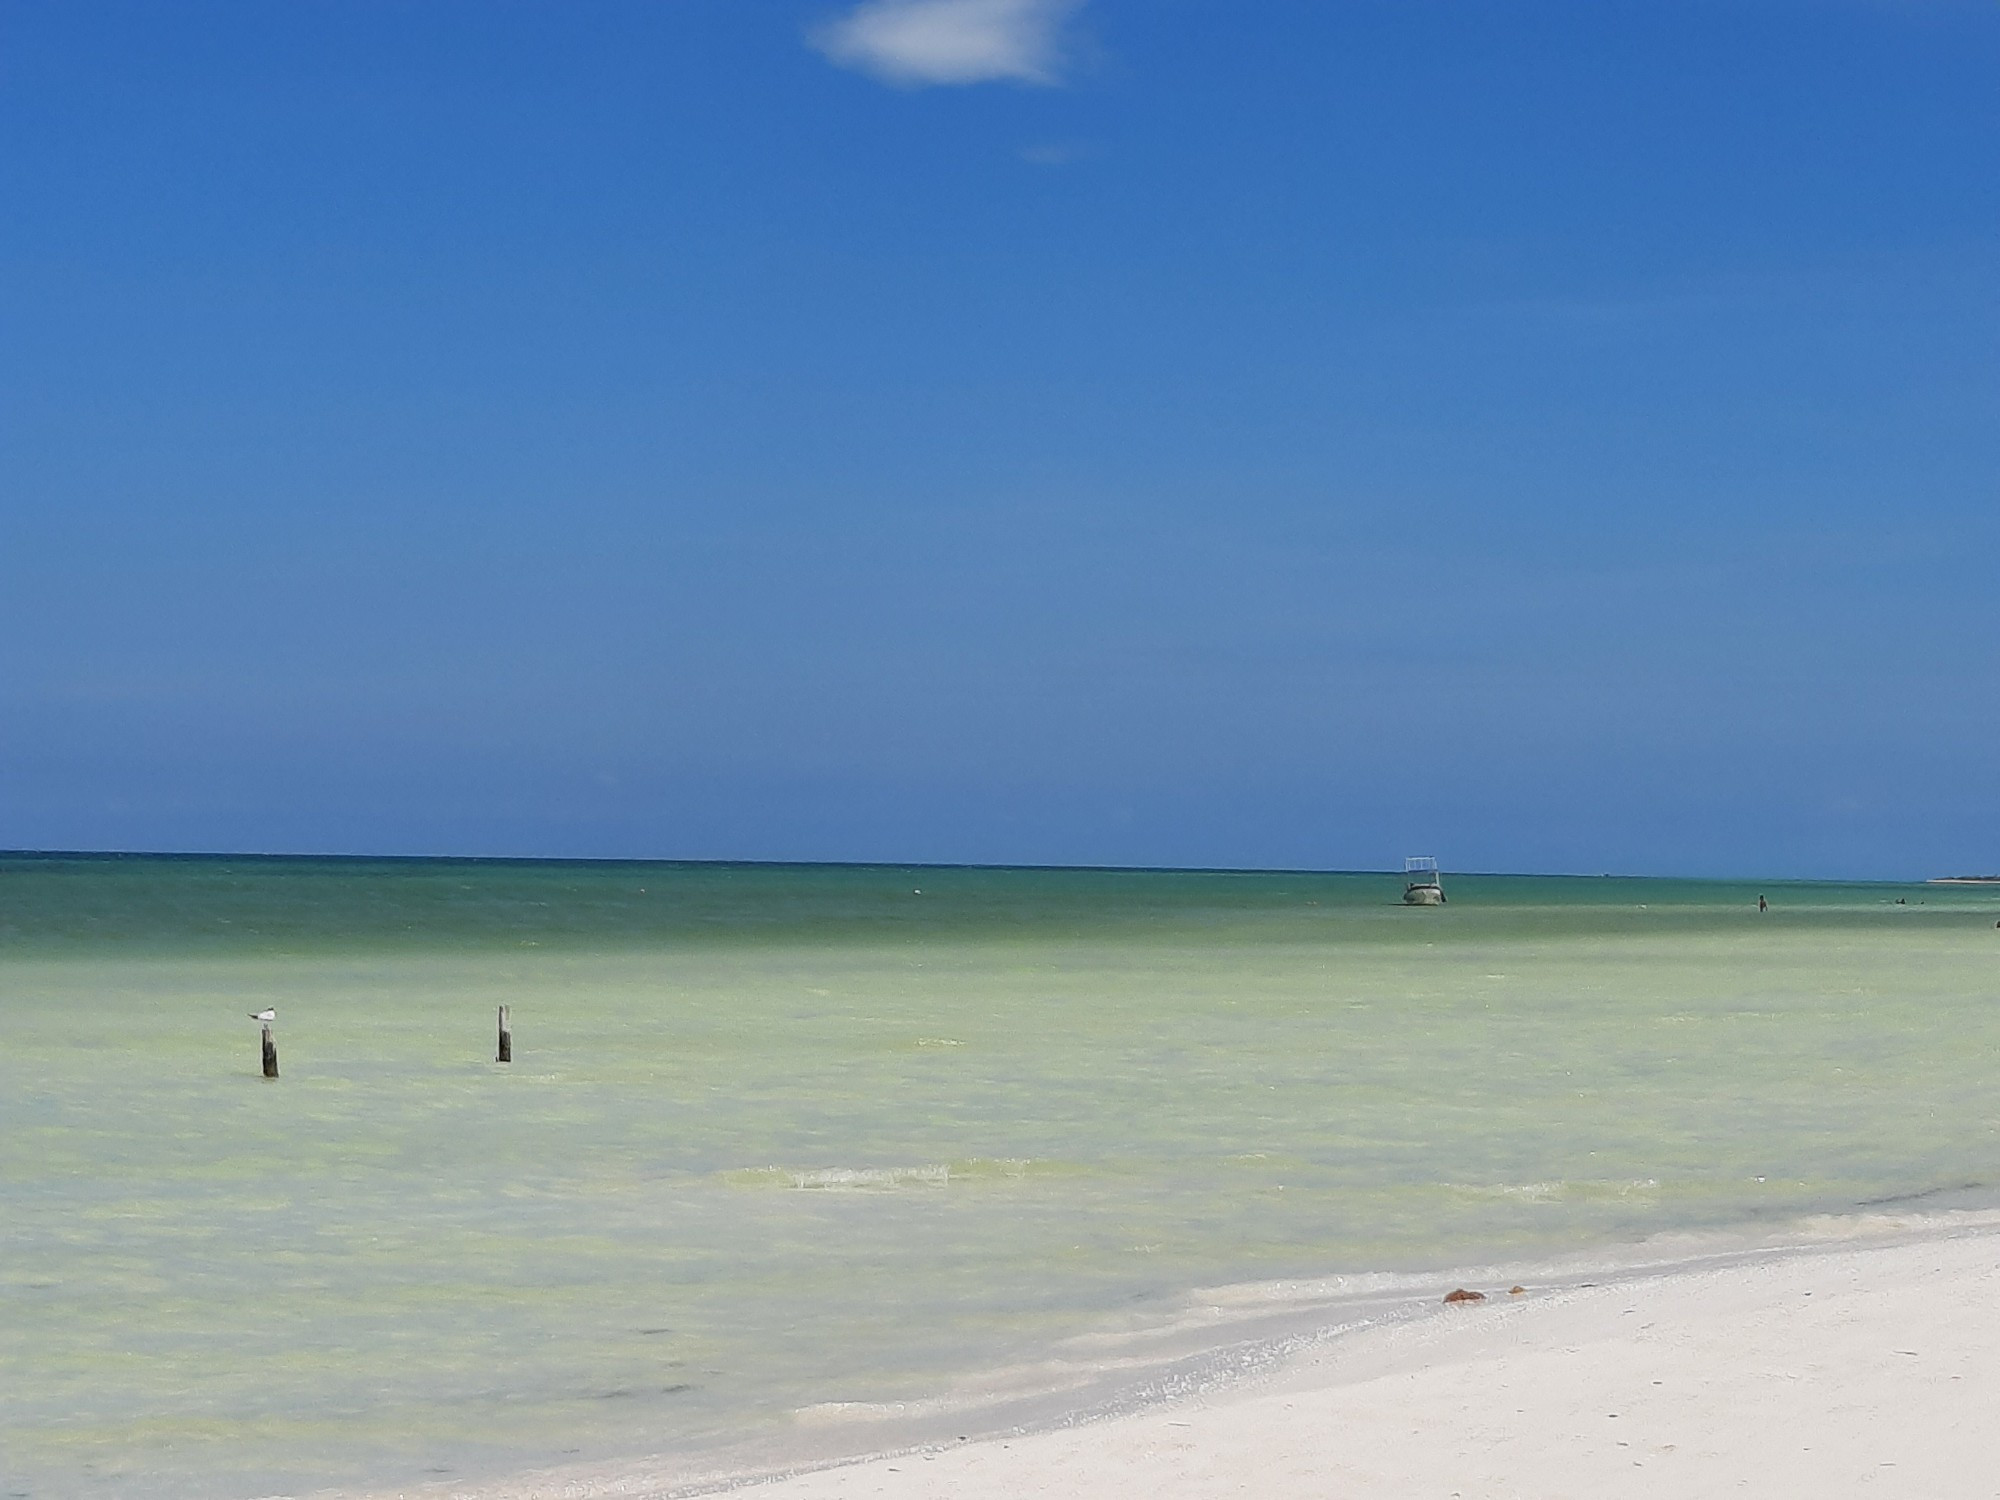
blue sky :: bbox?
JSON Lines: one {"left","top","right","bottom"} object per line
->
{"left": 2, "top": 0, "right": 1995, "bottom": 877}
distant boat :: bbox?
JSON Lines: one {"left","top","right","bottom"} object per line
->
{"left": 1402, "top": 857, "right": 1445, "bottom": 906}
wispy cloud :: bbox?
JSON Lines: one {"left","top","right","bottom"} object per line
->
{"left": 812, "top": 0, "right": 1082, "bottom": 87}
{"left": 1019, "top": 140, "right": 1097, "bottom": 167}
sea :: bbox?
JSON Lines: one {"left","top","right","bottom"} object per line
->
{"left": 3, "top": 854, "right": 1997, "bottom": 1499}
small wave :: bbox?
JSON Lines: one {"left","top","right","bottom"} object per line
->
{"left": 1458, "top": 1178, "right": 1660, "bottom": 1203}
{"left": 1855, "top": 1180, "right": 1987, "bottom": 1209}
{"left": 786, "top": 1166, "right": 950, "bottom": 1191}
{"left": 723, "top": 1158, "right": 1056, "bottom": 1191}
{"left": 793, "top": 1349, "right": 1182, "bottom": 1427}
{"left": 794, "top": 1391, "right": 1044, "bottom": 1425}
{"left": 945, "top": 1156, "right": 1048, "bottom": 1181}
{"left": 1191, "top": 1269, "right": 1441, "bottom": 1310}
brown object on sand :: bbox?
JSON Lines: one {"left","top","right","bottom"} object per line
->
{"left": 1443, "top": 1288, "right": 1486, "bottom": 1304}
{"left": 1509, "top": 1286, "right": 1528, "bottom": 1296}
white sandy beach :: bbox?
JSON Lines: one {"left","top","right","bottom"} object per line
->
{"left": 384, "top": 1214, "right": 2000, "bottom": 1500}
{"left": 745, "top": 1221, "right": 2000, "bottom": 1500}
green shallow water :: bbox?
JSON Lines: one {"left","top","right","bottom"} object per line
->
{"left": 3, "top": 856, "right": 1998, "bottom": 1497}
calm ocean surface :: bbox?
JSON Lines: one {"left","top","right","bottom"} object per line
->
{"left": 3, "top": 855, "right": 1997, "bottom": 1498}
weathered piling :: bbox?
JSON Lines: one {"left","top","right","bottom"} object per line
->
{"left": 497, "top": 1004, "right": 512, "bottom": 1064}
{"left": 261, "top": 1024, "right": 279, "bottom": 1079}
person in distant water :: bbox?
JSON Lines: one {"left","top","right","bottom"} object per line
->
{"left": 1758, "top": 895, "right": 1768, "bottom": 913}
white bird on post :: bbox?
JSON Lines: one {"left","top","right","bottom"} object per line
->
{"left": 249, "top": 1011, "right": 280, "bottom": 1077}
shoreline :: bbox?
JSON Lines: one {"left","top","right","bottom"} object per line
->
{"left": 744, "top": 1209, "right": 2000, "bottom": 1499}
{"left": 342, "top": 1201, "right": 2000, "bottom": 1500}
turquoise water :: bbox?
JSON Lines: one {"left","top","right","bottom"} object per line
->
{"left": 4, "top": 855, "right": 1999, "bottom": 1497}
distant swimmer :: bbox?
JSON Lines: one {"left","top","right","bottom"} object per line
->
{"left": 249, "top": 1008, "right": 276, "bottom": 1022}
{"left": 1758, "top": 895, "right": 1768, "bottom": 913}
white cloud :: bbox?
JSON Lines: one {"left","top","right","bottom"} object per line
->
{"left": 812, "top": 0, "right": 1081, "bottom": 87}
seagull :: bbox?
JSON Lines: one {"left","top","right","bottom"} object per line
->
{"left": 249, "top": 1008, "right": 276, "bottom": 1022}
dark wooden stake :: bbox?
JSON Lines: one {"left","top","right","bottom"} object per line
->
{"left": 261, "top": 1024, "right": 279, "bottom": 1079}
{"left": 497, "top": 1004, "right": 512, "bottom": 1064}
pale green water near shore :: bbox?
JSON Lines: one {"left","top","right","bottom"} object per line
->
{"left": 3, "top": 856, "right": 1998, "bottom": 1498}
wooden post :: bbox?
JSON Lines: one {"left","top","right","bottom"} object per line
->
{"left": 261, "top": 1024, "right": 279, "bottom": 1079}
{"left": 497, "top": 1005, "right": 512, "bottom": 1064}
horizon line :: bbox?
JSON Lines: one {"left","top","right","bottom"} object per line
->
{"left": 0, "top": 847, "right": 1946, "bottom": 887}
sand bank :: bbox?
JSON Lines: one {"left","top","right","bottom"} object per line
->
{"left": 367, "top": 1212, "right": 2000, "bottom": 1499}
